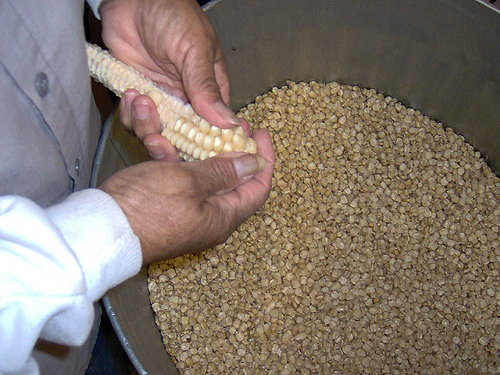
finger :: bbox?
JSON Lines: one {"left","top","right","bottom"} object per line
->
{"left": 213, "top": 48, "right": 231, "bottom": 107}
{"left": 119, "top": 89, "right": 140, "bottom": 132}
{"left": 143, "top": 133, "right": 180, "bottom": 162}
{"left": 249, "top": 128, "right": 276, "bottom": 191}
{"left": 131, "top": 95, "right": 161, "bottom": 140}
{"left": 209, "top": 128, "right": 275, "bottom": 221}
{"left": 192, "top": 152, "right": 267, "bottom": 198}
{"left": 238, "top": 118, "right": 252, "bottom": 137}
{"left": 181, "top": 47, "right": 240, "bottom": 129}
{"left": 236, "top": 128, "right": 275, "bottom": 205}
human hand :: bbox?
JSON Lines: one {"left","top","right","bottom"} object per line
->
{"left": 99, "top": 0, "right": 238, "bottom": 159}
{"left": 99, "top": 130, "right": 275, "bottom": 263}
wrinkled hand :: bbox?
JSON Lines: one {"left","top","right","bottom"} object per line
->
{"left": 100, "top": 130, "right": 275, "bottom": 264}
{"left": 100, "top": 0, "right": 238, "bottom": 160}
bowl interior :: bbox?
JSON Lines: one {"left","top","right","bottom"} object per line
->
{"left": 94, "top": 1, "right": 500, "bottom": 374}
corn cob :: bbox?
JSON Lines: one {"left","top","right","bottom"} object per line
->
{"left": 86, "top": 43, "right": 257, "bottom": 161}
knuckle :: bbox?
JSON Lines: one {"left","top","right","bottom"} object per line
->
{"left": 205, "top": 158, "right": 237, "bottom": 190}
{"left": 198, "top": 76, "right": 220, "bottom": 96}
{"left": 178, "top": 168, "right": 200, "bottom": 192}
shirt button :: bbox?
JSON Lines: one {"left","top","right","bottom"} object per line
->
{"left": 35, "top": 72, "right": 49, "bottom": 97}
{"left": 75, "top": 158, "right": 80, "bottom": 176}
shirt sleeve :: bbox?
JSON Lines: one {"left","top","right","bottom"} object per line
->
{"left": 86, "top": 0, "right": 104, "bottom": 20}
{"left": 0, "top": 189, "right": 142, "bottom": 374}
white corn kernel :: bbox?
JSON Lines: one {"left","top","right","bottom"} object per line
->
{"left": 86, "top": 43, "right": 258, "bottom": 161}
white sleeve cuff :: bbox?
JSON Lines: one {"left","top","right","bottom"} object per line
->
{"left": 86, "top": 0, "right": 104, "bottom": 20}
{"left": 46, "top": 189, "right": 142, "bottom": 302}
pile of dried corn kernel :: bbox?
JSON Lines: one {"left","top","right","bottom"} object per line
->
{"left": 148, "top": 81, "right": 500, "bottom": 374}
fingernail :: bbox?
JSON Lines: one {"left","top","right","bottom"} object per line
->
{"left": 124, "top": 90, "right": 137, "bottom": 112}
{"left": 233, "top": 154, "right": 267, "bottom": 179}
{"left": 133, "top": 102, "right": 150, "bottom": 120}
{"left": 145, "top": 143, "right": 165, "bottom": 159}
{"left": 214, "top": 101, "right": 240, "bottom": 126}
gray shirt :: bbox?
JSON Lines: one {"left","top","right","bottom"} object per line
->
{"left": 0, "top": 0, "right": 101, "bottom": 208}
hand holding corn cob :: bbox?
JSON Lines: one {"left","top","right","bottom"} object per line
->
{"left": 87, "top": 43, "right": 257, "bottom": 161}
{"left": 100, "top": 129, "right": 274, "bottom": 263}
{"left": 93, "top": 0, "right": 275, "bottom": 263}
{"left": 93, "top": 0, "right": 258, "bottom": 161}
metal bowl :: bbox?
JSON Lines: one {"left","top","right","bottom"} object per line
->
{"left": 92, "top": 1, "right": 500, "bottom": 373}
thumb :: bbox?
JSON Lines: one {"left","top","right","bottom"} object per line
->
{"left": 182, "top": 49, "right": 237, "bottom": 128}
{"left": 195, "top": 153, "right": 267, "bottom": 196}
{"left": 185, "top": 66, "right": 240, "bottom": 129}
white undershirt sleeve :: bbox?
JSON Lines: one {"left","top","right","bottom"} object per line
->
{"left": 0, "top": 189, "right": 142, "bottom": 374}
